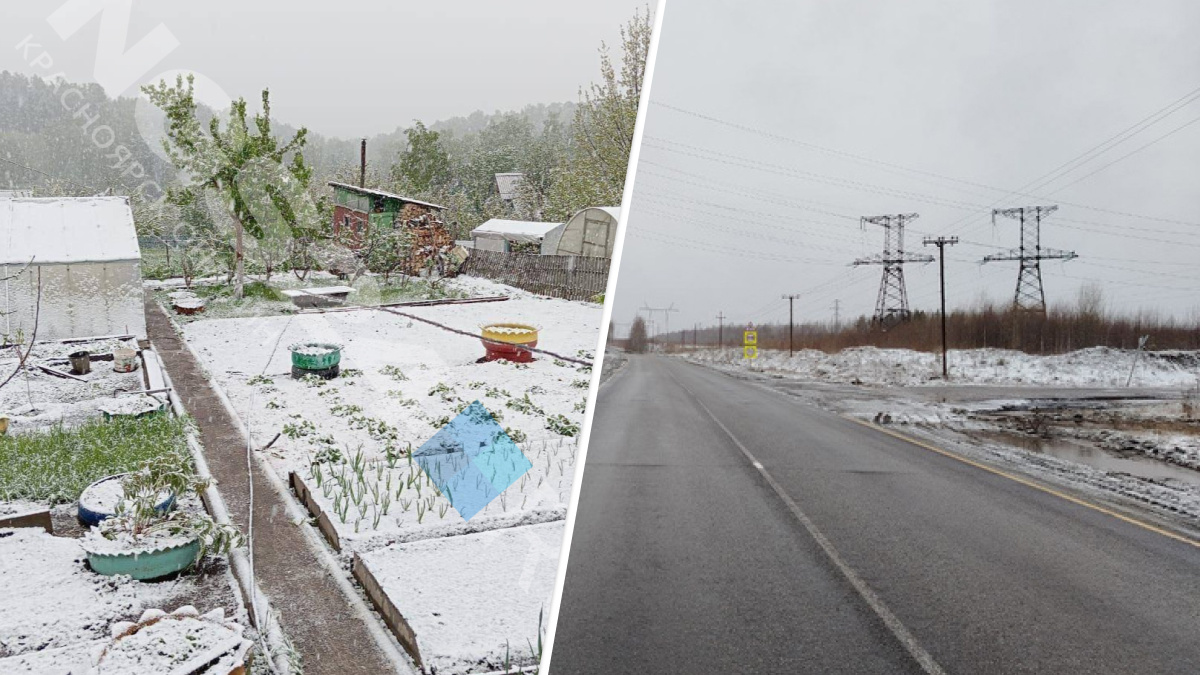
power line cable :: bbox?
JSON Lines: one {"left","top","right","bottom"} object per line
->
{"left": 0, "top": 156, "right": 98, "bottom": 194}
{"left": 651, "top": 96, "right": 1200, "bottom": 229}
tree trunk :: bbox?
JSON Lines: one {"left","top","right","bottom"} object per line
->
{"left": 233, "top": 215, "right": 245, "bottom": 299}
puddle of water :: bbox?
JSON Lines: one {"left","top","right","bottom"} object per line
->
{"left": 980, "top": 431, "right": 1200, "bottom": 487}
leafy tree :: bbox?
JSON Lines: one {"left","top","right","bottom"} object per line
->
{"left": 512, "top": 113, "right": 570, "bottom": 220}
{"left": 396, "top": 121, "right": 450, "bottom": 193}
{"left": 142, "top": 75, "right": 318, "bottom": 298}
{"left": 628, "top": 316, "right": 650, "bottom": 353}
{"left": 547, "top": 7, "right": 652, "bottom": 219}
{"left": 365, "top": 222, "right": 415, "bottom": 285}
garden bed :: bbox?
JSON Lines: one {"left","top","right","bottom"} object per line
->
{"left": 0, "top": 415, "right": 188, "bottom": 505}
{"left": 0, "top": 336, "right": 147, "bottom": 435}
{"left": 172, "top": 276, "right": 598, "bottom": 671}
{"left": 355, "top": 522, "right": 562, "bottom": 674}
{"left": 150, "top": 273, "right": 471, "bottom": 324}
{"left": 0, "top": 527, "right": 240, "bottom": 664}
{"left": 179, "top": 278, "right": 596, "bottom": 553}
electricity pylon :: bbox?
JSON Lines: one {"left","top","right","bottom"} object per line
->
{"left": 853, "top": 213, "right": 933, "bottom": 330}
{"left": 981, "top": 206, "right": 1077, "bottom": 314}
{"left": 640, "top": 302, "right": 679, "bottom": 342}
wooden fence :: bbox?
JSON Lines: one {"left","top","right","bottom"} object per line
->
{"left": 460, "top": 249, "right": 610, "bottom": 302}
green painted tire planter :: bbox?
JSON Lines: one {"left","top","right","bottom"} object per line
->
{"left": 86, "top": 538, "right": 201, "bottom": 581}
{"left": 289, "top": 342, "right": 342, "bottom": 371}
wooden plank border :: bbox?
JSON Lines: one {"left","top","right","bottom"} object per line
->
{"left": 0, "top": 509, "right": 53, "bottom": 532}
{"left": 288, "top": 471, "right": 342, "bottom": 552}
{"left": 351, "top": 553, "right": 424, "bottom": 671}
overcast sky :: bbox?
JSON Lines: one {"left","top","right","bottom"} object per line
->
{"left": 1, "top": 1, "right": 641, "bottom": 137}
{"left": 613, "top": 0, "right": 1200, "bottom": 337}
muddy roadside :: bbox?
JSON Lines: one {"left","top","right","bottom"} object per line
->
{"left": 706, "top": 365, "right": 1200, "bottom": 540}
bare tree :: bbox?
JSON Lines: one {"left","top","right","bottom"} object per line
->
{"left": 0, "top": 266, "right": 41, "bottom": 392}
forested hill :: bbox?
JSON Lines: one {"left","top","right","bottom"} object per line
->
{"left": 0, "top": 71, "right": 175, "bottom": 196}
{"left": 0, "top": 70, "right": 573, "bottom": 199}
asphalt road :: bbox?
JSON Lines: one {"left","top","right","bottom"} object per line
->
{"left": 549, "top": 355, "right": 1200, "bottom": 674}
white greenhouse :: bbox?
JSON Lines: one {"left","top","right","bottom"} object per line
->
{"left": 541, "top": 206, "right": 621, "bottom": 257}
{"left": 1, "top": 197, "right": 146, "bottom": 342}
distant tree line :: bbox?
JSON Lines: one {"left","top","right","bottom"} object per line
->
{"left": 659, "top": 286, "right": 1200, "bottom": 354}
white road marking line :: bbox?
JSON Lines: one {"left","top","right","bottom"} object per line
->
{"left": 665, "top": 365, "right": 948, "bottom": 675}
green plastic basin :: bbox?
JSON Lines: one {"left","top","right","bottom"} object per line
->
{"left": 86, "top": 538, "right": 201, "bottom": 581}
{"left": 290, "top": 343, "right": 342, "bottom": 371}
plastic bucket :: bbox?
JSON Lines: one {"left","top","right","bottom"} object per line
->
{"left": 68, "top": 351, "right": 91, "bottom": 375}
{"left": 113, "top": 348, "right": 139, "bottom": 373}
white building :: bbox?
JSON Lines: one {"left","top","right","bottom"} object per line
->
{"left": 1, "top": 197, "right": 145, "bottom": 341}
{"left": 493, "top": 173, "right": 525, "bottom": 208}
{"left": 471, "top": 218, "right": 563, "bottom": 253}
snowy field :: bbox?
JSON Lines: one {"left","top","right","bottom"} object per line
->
{"left": 178, "top": 276, "right": 600, "bottom": 673}
{"left": 684, "top": 346, "right": 1200, "bottom": 388}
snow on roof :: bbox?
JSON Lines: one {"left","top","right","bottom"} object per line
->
{"left": 328, "top": 182, "right": 446, "bottom": 211}
{"left": 0, "top": 197, "right": 140, "bottom": 265}
{"left": 471, "top": 218, "right": 563, "bottom": 243}
{"left": 494, "top": 173, "right": 525, "bottom": 201}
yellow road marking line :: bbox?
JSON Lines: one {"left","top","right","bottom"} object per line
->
{"left": 843, "top": 416, "right": 1200, "bottom": 549}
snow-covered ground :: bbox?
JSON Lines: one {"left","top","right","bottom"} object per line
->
{"left": 600, "top": 347, "right": 627, "bottom": 384}
{"left": 0, "top": 337, "right": 146, "bottom": 435}
{"left": 361, "top": 522, "right": 562, "bottom": 673}
{"left": 181, "top": 279, "right": 597, "bottom": 550}
{"left": 0, "top": 528, "right": 194, "bottom": 663}
{"left": 684, "top": 346, "right": 1200, "bottom": 388}
{"left": 176, "top": 276, "right": 600, "bottom": 673}
{"left": 677, "top": 347, "right": 1200, "bottom": 531}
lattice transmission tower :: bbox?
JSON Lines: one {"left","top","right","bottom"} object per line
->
{"left": 853, "top": 213, "right": 933, "bottom": 329}
{"left": 981, "top": 206, "right": 1077, "bottom": 314}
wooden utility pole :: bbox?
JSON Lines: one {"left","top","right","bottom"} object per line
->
{"left": 923, "top": 236, "right": 959, "bottom": 379}
{"left": 716, "top": 312, "right": 726, "bottom": 349}
{"left": 782, "top": 294, "right": 800, "bottom": 356}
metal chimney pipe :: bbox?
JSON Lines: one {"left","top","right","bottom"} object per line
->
{"left": 360, "top": 138, "right": 367, "bottom": 188}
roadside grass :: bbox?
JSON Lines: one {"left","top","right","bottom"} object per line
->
{"left": 0, "top": 415, "right": 189, "bottom": 504}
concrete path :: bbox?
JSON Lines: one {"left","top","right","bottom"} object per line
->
{"left": 145, "top": 294, "right": 402, "bottom": 675}
{"left": 551, "top": 355, "right": 1200, "bottom": 674}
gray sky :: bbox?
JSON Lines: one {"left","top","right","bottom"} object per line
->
{"left": 1, "top": 1, "right": 641, "bottom": 137}
{"left": 614, "top": 0, "right": 1200, "bottom": 337}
